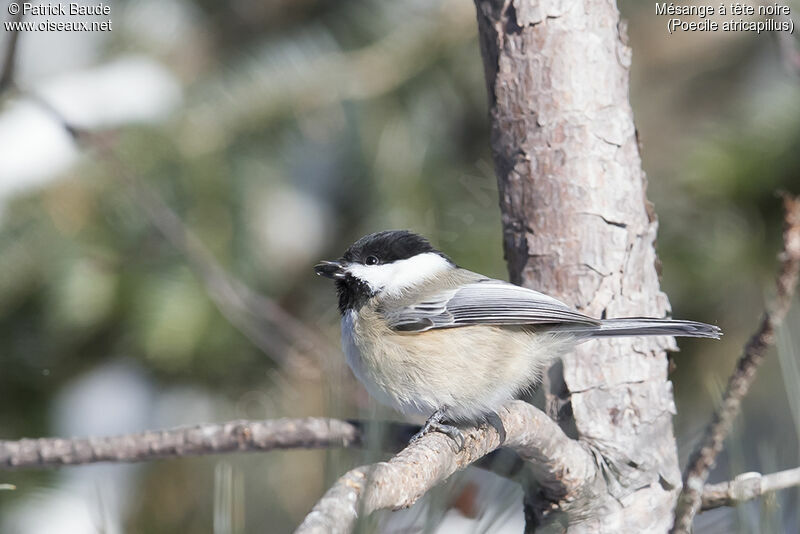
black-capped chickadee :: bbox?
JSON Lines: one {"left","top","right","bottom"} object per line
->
{"left": 315, "top": 230, "right": 720, "bottom": 447}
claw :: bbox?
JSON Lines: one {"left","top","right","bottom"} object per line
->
{"left": 409, "top": 407, "right": 465, "bottom": 451}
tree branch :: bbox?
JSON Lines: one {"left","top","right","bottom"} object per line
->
{"left": 701, "top": 467, "right": 800, "bottom": 511}
{"left": 0, "top": 418, "right": 366, "bottom": 469}
{"left": 671, "top": 194, "right": 800, "bottom": 532}
{"left": 0, "top": 414, "right": 538, "bottom": 494}
{"left": 294, "top": 401, "right": 598, "bottom": 534}
{"left": 473, "top": 0, "right": 682, "bottom": 530}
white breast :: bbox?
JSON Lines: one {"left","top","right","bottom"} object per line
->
{"left": 340, "top": 309, "right": 409, "bottom": 411}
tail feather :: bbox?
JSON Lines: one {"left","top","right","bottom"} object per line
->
{"left": 587, "top": 317, "right": 722, "bottom": 339}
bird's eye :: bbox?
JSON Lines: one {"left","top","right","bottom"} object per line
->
{"left": 365, "top": 255, "right": 379, "bottom": 265}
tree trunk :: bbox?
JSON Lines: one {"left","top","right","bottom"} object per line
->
{"left": 474, "top": 1, "right": 680, "bottom": 531}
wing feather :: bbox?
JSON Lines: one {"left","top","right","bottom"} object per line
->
{"left": 384, "top": 279, "right": 599, "bottom": 332}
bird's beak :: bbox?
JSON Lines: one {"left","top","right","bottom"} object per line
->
{"left": 314, "top": 260, "right": 346, "bottom": 280}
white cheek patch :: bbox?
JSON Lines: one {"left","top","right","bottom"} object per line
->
{"left": 347, "top": 252, "right": 451, "bottom": 295}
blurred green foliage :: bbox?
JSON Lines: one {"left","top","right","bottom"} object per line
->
{"left": 1, "top": 1, "right": 799, "bottom": 532}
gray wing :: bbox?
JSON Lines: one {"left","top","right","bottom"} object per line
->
{"left": 383, "top": 279, "right": 600, "bottom": 333}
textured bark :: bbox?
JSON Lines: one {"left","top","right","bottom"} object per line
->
{"left": 294, "top": 401, "right": 598, "bottom": 534}
{"left": 474, "top": 0, "right": 680, "bottom": 531}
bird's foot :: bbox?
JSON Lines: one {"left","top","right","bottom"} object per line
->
{"left": 410, "top": 407, "right": 465, "bottom": 450}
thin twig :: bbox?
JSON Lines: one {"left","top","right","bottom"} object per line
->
{"left": 671, "top": 195, "right": 800, "bottom": 533}
{"left": 0, "top": 418, "right": 361, "bottom": 469}
{"left": 294, "top": 401, "right": 598, "bottom": 534}
{"left": 0, "top": 11, "right": 22, "bottom": 93}
{"left": 701, "top": 467, "right": 800, "bottom": 510}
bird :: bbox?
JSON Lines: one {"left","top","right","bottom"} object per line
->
{"left": 315, "top": 230, "right": 721, "bottom": 448}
